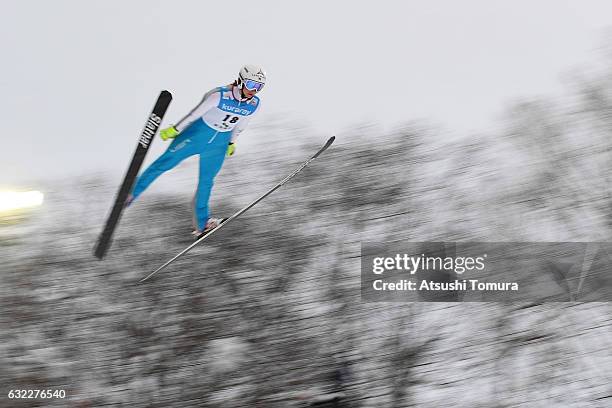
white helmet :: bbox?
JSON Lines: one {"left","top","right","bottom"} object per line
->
{"left": 237, "top": 64, "right": 266, "bottom": 92}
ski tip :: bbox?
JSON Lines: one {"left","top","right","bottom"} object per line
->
{"left": 160, "top": 90, "right": 173, "bottom": 100}
{"left": 312, "top": 136, "right": 335, "bottom": 159}
{"left": 322, "top": 136, "right": 335, "bottom": 151}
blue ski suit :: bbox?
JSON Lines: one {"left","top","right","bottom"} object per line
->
{"left": 131, "top": 85, "right": 260, "bottom": 230}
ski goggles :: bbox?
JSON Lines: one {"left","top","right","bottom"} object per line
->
{"left": 243, "top": 79, "right": 265, "bottom": 92}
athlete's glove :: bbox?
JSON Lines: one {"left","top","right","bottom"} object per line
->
{"left": 227, "top": 142, "right": 236, "bottom": 157}
{"left": 160, "top": 126, "right": 180, "bottom": 141}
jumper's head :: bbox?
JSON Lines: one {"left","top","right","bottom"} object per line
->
{"left": 236, "top": 64, "right": 266, "bottom": 99}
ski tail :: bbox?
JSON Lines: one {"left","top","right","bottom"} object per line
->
{"left": 139, "top": 135, "right": 335, "bottom": 282}
{"left": 94, "top": 90, "right": 173, "bottom": 259}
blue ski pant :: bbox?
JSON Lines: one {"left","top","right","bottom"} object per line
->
{"left": 131, "top": 119, "right": 230, "bottom": 230}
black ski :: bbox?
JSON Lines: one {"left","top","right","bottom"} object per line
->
{"left": 139, "top": 135, "right": 335, "bottom": 282}
{"left": 94, "top": 90, "right": 173, "bottom": 259}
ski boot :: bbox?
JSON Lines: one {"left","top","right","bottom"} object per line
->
{"left": 192, "top": 218, "right": 226, "bottom": 240}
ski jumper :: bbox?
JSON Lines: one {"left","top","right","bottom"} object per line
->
{"left": 131, "top": 85, "right": 260, "bottom": 230}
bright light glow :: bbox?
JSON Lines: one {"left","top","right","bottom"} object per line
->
{"left": 0, "top": 191, "right": 44, "bottom": 212}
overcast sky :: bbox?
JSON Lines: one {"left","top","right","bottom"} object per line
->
{"left": 1, "top": 0, "right": 611, "bottom": 185}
